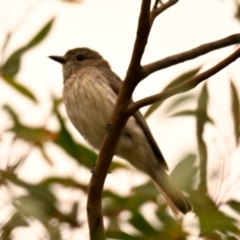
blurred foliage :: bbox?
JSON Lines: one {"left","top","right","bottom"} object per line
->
{"left": 144, "top": 67, "right": 202, "bottom": 119}
{"left": 0, "top": 0, "right": 240, "bottom": 240}
{"left": 0, "top": 18, "right": 54, "bottom": 102}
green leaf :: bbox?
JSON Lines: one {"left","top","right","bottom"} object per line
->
{"left": 227, "top": 200, "right": 240, "bottom": 214}
{"left": 169, "top": 109, "right": 214, "bottom": 123}
{"left": 170, "top": 109, "right": 196, "bottom": 117}
{"left": 41, "top": 177, "right": 88, "bottom": 192}
{"left": 8, "top": 173, "right": 57, "bottom": 206}
{"left": 197, "top": 83, "right": 211, "bottom": 129}
{"left": 3, "top": 104, "right": 20, "bottom": 124}
{"left": 235, "top": 5, "right": 240, "bottom": 21}
{"left": 230, "top": 81, "right": 240, "bottom": 145}
{"left": 15, "top": 196, "right": 51, "bottom": 224}
{"left": 1, "top": 212, "right": 28, "bottom": 240}
{"left": 170, "top": 154, "right": 197, "bottom": 191}
{"left": 155, "top": 208, "right": 188, "bottom": 239}
{"left": 2, "top": 18, "right": 54, "bottom": 76}
{"left": 164, "top": 94, "right": 196, "bottom": 114}
{"left": 2, "top": 75, "right": 37, "bottom": 102}
{"left": 129, "top": 212, "right": 158, "bottom": 235}
{"left": 4, "top": 104, "right": 57, "bottom": 144}
{"left": 196, "top": 84, "right": 210, "bottom": 193}
{"left": 132, "top": 181, "right": 158, "bottom": 197}
{"left": 144, "top": 67, "right": 201, "bottom": 118}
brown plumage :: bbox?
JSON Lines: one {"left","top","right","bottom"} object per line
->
{"left": 49, "top": 47, "right": 192, "bottom": 215}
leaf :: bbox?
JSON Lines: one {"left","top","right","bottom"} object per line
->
{"left": 164, "top": 94, "right": 196, "bottom": 114}
{"left": 144, "top": 67, "right": 201, "bottom": 118}
{"left": 8, "top": 173, "right": 57, "bottom": 205}
{"left": 9, "top": 124, "right": 58, "bottom": 144}
{"left": 197, "top": 83, "right": 211, "bottom": 128}
{"left": 39, "top": 145, "right": 54, "bottom": 165}
{"left": 41, "top": 177, "right": 88, "bottom": 193}
{"left": 4, "top": 104, "right": 58, "bottom": 144}
{"left": 129, "top": 212, "right": 158, "bottom": 235}
{"left": 15, "top": 195, "right": 50, "bottom": 224}
{"left": 169, "top": 109, "right": 214, "bottom": 123}
{"left": 227, "top": 200, "right": 240, "bottom": 214}
{"left": 133, "top": 181, "right": 158, "bottom": 197}
{"left": 170, "top": 154, "right": 197, "bottom": 191}
{"left": 230, "top": 81, "right": 240, "bottom": 145}
{"left": 3, "top": 104, "right": 20, "bottom": 124}
{"left": 2, "top": 75, "right": 37, "bottom": 102}
{"left": 170, "top": 109, "right": 196, "bottom": 117}
{"left": 1, "top": 212, "right": 28, "bottom": 240}
{"left": 155, "top": 208, "right": 188, "bottom": 239}
{"left": 191, "top": 190, "right": 240, "bottom": 237}
{"left": 235, "top": 5, "right": 240, "bottom": 21}
{"left": 2, "top": 18, "right": 54, "bottom": 76}
{"left": 129, "top": 181, "right": 158, "bottom": 209}
{"left": 196, "top": 84, "right": 209, "bottom": 191}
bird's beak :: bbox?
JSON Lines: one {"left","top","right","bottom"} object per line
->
{"left": 49, "top": 55, "right": 66, "bottom": 64}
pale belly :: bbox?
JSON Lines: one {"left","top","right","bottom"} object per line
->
{"left": 63, "top": 70, "right": 115, "bottom": 149}
{"left": 62, "top": 69, "right": 157, "bottom": 173}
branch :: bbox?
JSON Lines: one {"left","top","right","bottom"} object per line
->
{"left": 124, "top": 0, "right": 151, "bottom": 92}
{"left": 127, "top": 47, "right": 240, "bottom": 116}
{"left": 141, "top": 34, "right": 240, "bottom": 79}
{"left": 87, "top": 0, "right": 240, "bottom": 238}
{"left": 87, "top": 1, "right": 152, "bottom": 239}
{"left": 150, "top": 0, "right": 178, "bottom": 25}
{"left": 152, "top": 0, "right": 160, "bottom": 10}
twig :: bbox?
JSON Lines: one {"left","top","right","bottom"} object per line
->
{"left": 153, "top": 0, "right": 159, "bottom": 9}
{"left": 141, "top": 34, "right": 240, "bottom": 79}
{"left": 124, "top": 0, "right": 151, "bottom": 90}
{"left": 127, "top": 47, "right": 240, "bottom": 116}
{"left": 150, "top": 0, "right": 178, "bottom": 25}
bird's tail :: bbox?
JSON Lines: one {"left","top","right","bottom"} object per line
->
{"left": 150, "top": 168, "right": 192, "bottom": 216}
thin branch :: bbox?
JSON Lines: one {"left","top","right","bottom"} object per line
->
{"left": 87, "top": 1, "right": 152, "bottom": 239}
{"left": 124, "top": 0, "right": 151, "bottom": 90}
{"left": 127, "top": 47, "right": 240, "bottom": 116}
{"left": 153, "top": 0, "right": 159, "bottom": 10}
{"left": 150, "top": 0, "right": 178, "bottom": 25}
{"left": 141, "top": 34, "right": 240, "bottom": 79}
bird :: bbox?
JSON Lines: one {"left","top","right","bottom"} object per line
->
{"left": 49, "top": 47, "right": 192, "bottom": 215}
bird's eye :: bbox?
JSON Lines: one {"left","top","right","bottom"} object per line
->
{"left": 76, "top": 54, "right": 84, "bottom": 61}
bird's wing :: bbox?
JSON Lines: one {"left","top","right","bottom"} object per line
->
{"left": 133, "top": 111, "right": 168, "bottom": 170}
{"left": 103, "top": 68, "right": 168, "bottom": 170}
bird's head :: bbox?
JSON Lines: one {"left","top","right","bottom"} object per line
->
{"left": 49, "top": 48, "right": 110, "bottom": 82}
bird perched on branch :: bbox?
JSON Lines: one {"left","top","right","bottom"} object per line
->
{"left": 49, "top": 47, "right": 192, "bottom": 215}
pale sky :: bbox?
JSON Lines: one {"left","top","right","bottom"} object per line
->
{"left": 0, "top": 0, "right": 240, "bottom": 239}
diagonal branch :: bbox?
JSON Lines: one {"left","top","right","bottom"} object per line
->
{"left": 150, "top": 0, "right": 178, "bottom": 25}
{"left": 141, "top": 34, "right": 240, "bottom": 79}
{"left": 128, "top": 47, "right": 240, "bottom": 116}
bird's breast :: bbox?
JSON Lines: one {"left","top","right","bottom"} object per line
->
{"left": 62, "top": 68, "right": 116, "bottom": 149}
